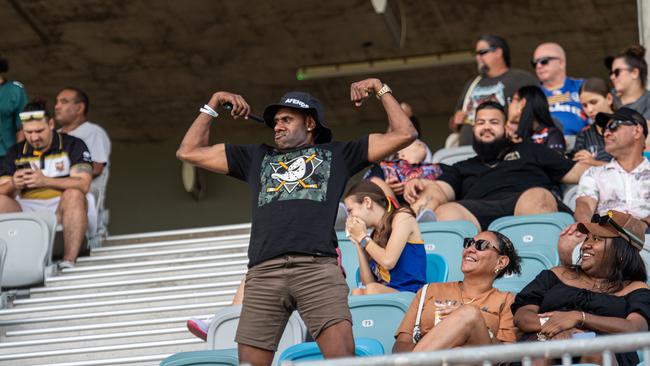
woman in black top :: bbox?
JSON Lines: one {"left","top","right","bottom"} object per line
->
{"left": 571, "top": 77, "right": 614, "bottom": 165}
{"left": 512, "top": 210, "right": 650, "bottom": 366}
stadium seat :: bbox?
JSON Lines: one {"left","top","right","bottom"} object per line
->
{"left": 562, "top": 184, "right": 579, "bottom": 211}
{"left": 0, "top": 239, "right": 7, "bottom": 308}
{"left": 493, "top": 250, "right": 555, "bottom": 293}
{"left": 348, "top": 292, "right": 414, "bottom": 353}
{"left": 432, "top": 145, "right": 476, "bottom": 165}
{"left": 160, "top": 348, "right": 238, "bottom": 366}
{"left": 337, "top": 231, "right": 360, "bottom": 291}
{"left": 334, "top": 202, "right": 347, "bottom": 231}
{"left": 206, "top": 304, "right": 307, "bottom": 365}
{"left": 644, "top": 151, "right": 650, "bottom": 161}
{"left": 488, "top": 213, "right": 574, "bottom": 267}
{"left": 426, "top": 252, "right": 448, "bottom": 283}
{"left": 419, "top": 220, "right": 478, "bottom": 281}
{"left": 278, "top": 337, "right": 384, "bottom": 362}
{"left": 416, "top": 208, "right": 436, "bottom": 222}
{"left": 0, "top": 212, "right": 56, "bottom": 288}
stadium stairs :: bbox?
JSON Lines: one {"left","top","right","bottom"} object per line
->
{"left": 0, "top": 223, "right": 251, "bottom": 366}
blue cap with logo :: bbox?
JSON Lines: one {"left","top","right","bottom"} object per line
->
{"left": 263, "top": 91, "right": 332, "bottom": 144}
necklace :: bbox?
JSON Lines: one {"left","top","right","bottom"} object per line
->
{"left": 459, "top": 283, "right": 478, "bottom": 305}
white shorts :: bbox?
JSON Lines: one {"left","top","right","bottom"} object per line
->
{"left": 17, "top": 193, "right": 98, "bottom": 235}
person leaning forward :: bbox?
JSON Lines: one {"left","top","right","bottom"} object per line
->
{"left": 176, "top": 78, "right": 417, "bottom": 366}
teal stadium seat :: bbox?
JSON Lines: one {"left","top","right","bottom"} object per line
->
{"left": 160, "top": 348, "right": 238, "bottom": 366}
{"left": 494, "top": 250, "right": 555, "bottom": 293}
{"left": 488, "top": 213, "right": 574, "bottom": 267}
{"left": 419, "top": 221, "right": 478, "bottom": 281}
{"left": 278, "top": 337, "right": 384, "bottom": 362}
{"left": 337, "top": 231, "right": 359, "bottom": 291}
{"left": 426, "top": 252, "right": 448, "bottom": 283}
{"left": 348, "top": 292, "right": 414, "bottom": 353}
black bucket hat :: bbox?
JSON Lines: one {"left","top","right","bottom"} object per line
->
{"left": 595, "top": 107, "right": 648, "bottom": 136}
{"left": 262, "top": 91, "right": 332, "bottom": 144}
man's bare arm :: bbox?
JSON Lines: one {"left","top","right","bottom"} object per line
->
{"left": 176, "top": 92, "right": 250, "bottom": 174}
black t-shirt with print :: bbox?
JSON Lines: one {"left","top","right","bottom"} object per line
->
{"left": 438, "top": 142, "right": 575, "bottom": 200}
{"left": 226, "top": 137, "right": 369, "bottom": 268}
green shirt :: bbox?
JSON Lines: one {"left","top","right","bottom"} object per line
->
{"left": 0, "top": 80, "right": 27, "bottom": 157}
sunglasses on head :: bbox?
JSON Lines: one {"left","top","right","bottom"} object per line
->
{"left": 604, "top": 119, "right": 638, "bottom": 133}
{"left": 463, "top": 238, "right": 501, "bottom": 254}
{"left": 609, "top": 68, "right": 632, "bottom": 78}
{"left": 18, "top": 110, "right": 46, "bottom": 122}
{"left": 590, "top": 212, "right": 642, "bottom": 247}
{"left": 475, "top": 47, "right": 496, "bottom": 56}
{"left": 530, "top": 56, "right": 559, "bottom": 67}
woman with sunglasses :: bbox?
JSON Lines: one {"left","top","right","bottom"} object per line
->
{"left": 344, "top": 180, "right": 426, "bottom": 295}
{"left": 506, "top": 85, "right": 565, "bottom": 154}
{"left": 393, "top": 231, "right": 522, "bottom": 353}
{"left": 512, "top": 210, "right": 650, "bottom": 366}
{"left": 569, "top": 78, "right": 615, "bottom": 166}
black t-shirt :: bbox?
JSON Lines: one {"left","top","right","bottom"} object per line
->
{"left": 438, "top": 142, "right": 575, "bottom": 200}
{"left": 226, "top": 137, "right": 369, "bottom": 268}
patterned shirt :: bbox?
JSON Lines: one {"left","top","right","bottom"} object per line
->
{"left": 577, "top": 157, "right": 650, "bottom": 218}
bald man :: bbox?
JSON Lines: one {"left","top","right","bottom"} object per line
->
{"left": 532, "top": 42, "right": 588, "bottom": 135}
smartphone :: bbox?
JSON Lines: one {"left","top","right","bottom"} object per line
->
{"left": 15, "top": 162, "right": 31, "bottom": 170}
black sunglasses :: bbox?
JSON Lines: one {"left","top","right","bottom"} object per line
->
{"left": 609, "top": 68, "right": 632, "bottom": 78}
{"left": 590, "top": 213, "right": 640, "bottom": 246}
{"left": 475, "top": 47, "right": 496, "bottom": 56}
{"left": 530, "top": 56, "right": 559, "bottom": 67}
{"left": 463, "top": 238, "right": 501, "bottom": 254}
{"left": 605, "top": 119, "right": 637, "bottom": 133}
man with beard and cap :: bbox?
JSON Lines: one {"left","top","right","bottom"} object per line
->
{"left": 177, "top": 78, "right": 417, "bottom": 366}
{"left": 405, "top": 101, "right": 588, "bottom": 231}
{"left": 448, "top": 35, "right": 537, "bottom": 147}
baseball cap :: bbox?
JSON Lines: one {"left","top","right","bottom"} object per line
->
{"left": 577, "top": 210, "right": 647, "bottom": 250}
{"left": 262, "top": 91, "right": 332, "bottom": 144}
{"left": 595, "top": 107, "right": 648, "bottom": 137}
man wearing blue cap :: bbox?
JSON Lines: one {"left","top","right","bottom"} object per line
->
{"left": 177, "top": 78, "right": 417, "bottom": 366}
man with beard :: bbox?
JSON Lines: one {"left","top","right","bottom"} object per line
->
{"left": 406, "top": 101, "right": 587, "bottom": 231}
{"left": 448, "top": 35, "right": 537, "bottom": 147}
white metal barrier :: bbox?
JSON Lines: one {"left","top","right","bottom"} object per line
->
{"left": 281, "top": 332, "right": 650, "bottom": 366}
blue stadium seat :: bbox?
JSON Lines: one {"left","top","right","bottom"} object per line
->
{"left": 160, "top": 348, "right": 238, "bottom": 366}
{"left": 493, "top": 250, "right": 555, "bottom": 293}
{"left": 278, "top": 337, "right": 384, "bottom": 362}
{"left": 419, "top": 220, "right": 478, "bottom": 281}
{"left": 348, "top": 292, "right": 414, "bottom": 353}
{"left": 426, "top": 252, "right": 448, "bottom": 283}
{"left": 488, "top": 213, "right": 574, "bottom": 267}
{"left": 337, "top": 231, "right": 360, "bottom": 291}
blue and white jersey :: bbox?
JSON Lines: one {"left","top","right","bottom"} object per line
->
{"left": 541, "top": 78, "right": 588, "bottom": 135}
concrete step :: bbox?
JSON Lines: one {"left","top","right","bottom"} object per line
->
{"left": 91, "top": 234, "right": 250, "bottom": 256}
{"left": 103, "top": 223, "right": 251, "bottom": 246}
{"left": 46, "top": 261, "right": 247, "bottom": 286}
{"left": 14, "top": 281, "right": 240, "bottom": 307}
{"left": 80, "top": 243, "right": 248, "bottom": 265}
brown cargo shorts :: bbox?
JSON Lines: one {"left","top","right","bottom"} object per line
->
{"left": 235, "top": 254, "right": 352, "bottom": 351}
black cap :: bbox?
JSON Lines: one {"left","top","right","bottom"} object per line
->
{"left": 263, "top": 91, "right": 332, "bottom": 144}
{"left": 595, "top": 107, "right": 648, "bottom": 137}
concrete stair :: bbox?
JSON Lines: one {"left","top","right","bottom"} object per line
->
{"left": 0, "top": 224, "right": 250, "bottom": 366}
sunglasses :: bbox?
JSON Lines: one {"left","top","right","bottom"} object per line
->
{"left": 609, "top": 68, "right": 632, "bottom": 78}
{"left": 590, "top": 212, "right": 644, "bottom": 247}
{"left": 19, "top": 110, "right": 46, "bottom": 122}
{"left": 604, "top": 119, "right": 638, "bottom": 133}
{"left": 475, "top": 47, "right": 496, "bottom": 56}
{"left": 530, "top": 56, "right": 559, "bottom": 67}
{"left": 463, "top": 238, "right": 501, "bottom": 254}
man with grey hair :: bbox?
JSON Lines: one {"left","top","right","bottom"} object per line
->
{"left": 533, "top": 42, "right": 588, "bottom": 136}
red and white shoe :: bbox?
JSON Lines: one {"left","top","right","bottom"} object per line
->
{"left": 186, "top": 317, "right": 210, "bottom": 341}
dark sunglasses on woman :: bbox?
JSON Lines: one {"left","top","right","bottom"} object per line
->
{"left": 463, "top": 238, "right": 501, "bottom": 254}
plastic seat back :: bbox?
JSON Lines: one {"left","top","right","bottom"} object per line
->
{"left": 562, "top": 184, "right": 578, "bottom": 211}
{"left": 432, "top": 145, "right": 477, "bottom": 165}
{"left": 0, "top": 239, "right": 7, "bottom": 290}
{"left": 0, "top": 213, "right": 52, "bottom": 288}
{"left": 160, "top": 348, "right": 238, "bottom": 366}
{"left": 426, "top": 252, "right": 448, "bottom": 283}
{"left": 334, "top": 202, "right": 347, "bottom": 231}
{"left": 348, "top": 292, "right": 414, "bottom": 353}
{"left": 419, "top": 221, "right": 478, "bottom": 281}
{"left": 206, "top": 305, "right": 306, "bottom": 365}
{"left": 488, "top": 213, "right": 574, "bottom": 267}
{"left": 337, "top": 231, "right": 359, "bottom": 291}
{"left": 278, "top": 337, "right": 384, "bottom": 362}
{"left": 494, "top": 250, "right": 555, "bottom": 293}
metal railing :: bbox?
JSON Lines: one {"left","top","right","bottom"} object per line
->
{"left": 281, "top": 332, "right": 650, "bottom": 366}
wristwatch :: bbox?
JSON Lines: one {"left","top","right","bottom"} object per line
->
{"left": 359, "top": 235, "right": 372, "bottom": 249}
{"left": 376, "top": 84, "right": 392, "bottom": 99}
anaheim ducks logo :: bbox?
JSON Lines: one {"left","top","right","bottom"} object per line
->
{"left": 267, "top": 153, "right": 323, "bottom": 193}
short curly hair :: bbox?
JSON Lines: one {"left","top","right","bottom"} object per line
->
{"left": 488, "top": 230, "right": 522, "bottom": 279}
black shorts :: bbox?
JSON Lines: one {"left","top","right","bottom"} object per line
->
{"left": 457, "top": 190, "right": 571, "bottom": 230}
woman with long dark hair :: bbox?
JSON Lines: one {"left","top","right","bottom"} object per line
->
{"left": 344, "top": 180, "right": 426, "bottom": 295}
{"left": 507, "top": 85, "right": 566, "bottom": 153}
{"left": 512, "top": 210, "right": 650, "bottom": 365}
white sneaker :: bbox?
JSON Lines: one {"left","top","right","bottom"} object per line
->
{"left": 58, "top": 260, "right": 75, "bottom": 270}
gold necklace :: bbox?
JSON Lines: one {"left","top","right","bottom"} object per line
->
{"left": 459, "top": 283, "right": 478, "bottom": 305}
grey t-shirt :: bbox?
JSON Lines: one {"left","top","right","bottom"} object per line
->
{"left": 456, "top": 68, "right": 538, "bottom": 145}
{"left": 614, "top": 90, "right": 650, "bottom": 120}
